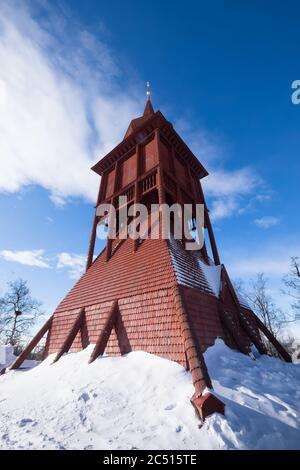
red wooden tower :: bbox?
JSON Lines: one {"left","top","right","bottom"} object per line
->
{"left": 7, "top": 90, "right": 291, "bottom": 420}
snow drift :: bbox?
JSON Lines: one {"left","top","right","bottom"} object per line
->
{"left": 0, "top": 339, "right": 299, "bottom": 450}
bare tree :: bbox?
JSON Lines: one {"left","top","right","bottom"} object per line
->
{"left": 237, "top": 273, "right": 288, "bottom": 355}
{"left": 282, "top": 257, "right": 300, "bottom": 322}
{"left": 0, "top": 279, "right": 43, "bottom": 346}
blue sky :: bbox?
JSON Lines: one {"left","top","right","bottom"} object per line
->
{"left": 0, "top": 0, "right": 299, "bottom": 336}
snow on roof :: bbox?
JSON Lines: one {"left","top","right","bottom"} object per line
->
{"left": 168, "top": 236, "right": 216, "bottom": 295}
{"left": 168, "top": 236, "right": 251, "bottom": 311}
{"left": 198, "top": 259, "right": 221, "bottom": 296}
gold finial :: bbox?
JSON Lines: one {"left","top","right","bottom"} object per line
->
{"left": 146, "top": 81, "right": 151, "bottom": 100}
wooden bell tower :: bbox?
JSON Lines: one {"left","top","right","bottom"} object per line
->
{"left": 5, "top": 88, "right": 292, "bottom": 421}
{"left": 86, "top": 90, "right": 220, "bottom": 270}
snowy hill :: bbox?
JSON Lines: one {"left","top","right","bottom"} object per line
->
{"left": 0, "top": 339, "right": 299, "bottom": 450}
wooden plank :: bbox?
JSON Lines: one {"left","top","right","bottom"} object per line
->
{"left": 52, "top": 308, "right": 85, "bottom": 364}
{"left": 10, "top": 316, "right": 53, "bottom": 370}
{"left": 88, "top": 300, "right": 118, "bottom": 364}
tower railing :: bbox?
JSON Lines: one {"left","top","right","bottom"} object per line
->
{"left": 140, "top": 170, "right": 157, "bottom": 195}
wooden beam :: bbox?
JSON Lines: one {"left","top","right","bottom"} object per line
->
{"left": 220, "top": 265, "right": 266, "bottom": 354}
{"left": 10, "top": 316, "right": 53, "bottom": 370}
{"left": 253, "top": 314, "right": 292, "bottom": 363}
{"left": 88, "top": 300, "right": 118, "bottom": 363}
{"left": 86, "top": 214, "right": 99, "bottom": 270}
{"left": 86, "top": 181, "right": 103, "bottom": 271}
{"left": 221, "top": 265, "right": 290, "bottom": 361}
{"left": 52, "top": 308, "right": 85, "bottom": 364}
{"left": 197, "top": 181, "right": 220, "bottom": 265}
{"left": 134, "top": 143, "right": 142, "bottom": 252}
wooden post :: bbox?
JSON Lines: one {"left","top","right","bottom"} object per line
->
{"left": 105, "top": 197, "right": 114, "bottom": 262}
{"left": 86, "top": 180, "right": 103, "bottom": 271}
{"left": 10, "top": 316, "right": 53, "bottom": 370}
{"left": 134, "top": 144, "right": 142, "bottom": 252}
{"left": 52, "top": 308, "right": 85, "bottom": 364}
{"left": 88, "top": 300, "right": 118, "bottom": 363}
{"left": 86, "top": 214, "right": 99, "bottom": 270}
{"left": 197, "top": 180, "right": 220, "bottom": 265}
{"left": 253, "top": 315, "right": 292, "bottom": 362}
{"left": 155, "top": 129, "right": 167, "bottom": 239}
{"left": 186, "top": 166, "right": 209, "bottom": 261}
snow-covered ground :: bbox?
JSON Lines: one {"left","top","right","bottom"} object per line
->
{"left": 0, "top": 339, "right": 299, "bottom": 450}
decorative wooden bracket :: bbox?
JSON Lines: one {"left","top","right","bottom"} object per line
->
{"left": 9, "top": 315, "right": 53, "bottom": 371}
{"left": 52, "top": 308, "right": 87, "bottom": 364}
{"left": 88, "top": 300, "right": 119, "bottom": 363}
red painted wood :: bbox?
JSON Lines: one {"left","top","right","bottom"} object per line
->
{"left": 52, "top": 308, "right": 85, "bottom": 363}
{"left": 88, "top": 300, "right": 118, "bottom": 363}
{"left": 10, "top": 316, "right": 53, "bottom": 370}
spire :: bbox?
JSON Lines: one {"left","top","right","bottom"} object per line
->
{"left": 143, "top": 81, "right": 154, "bottom": 116}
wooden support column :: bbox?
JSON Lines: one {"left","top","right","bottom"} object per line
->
{"left": 86, "top": 180, "right": 103, "bottom": 271}
{"left": 52, "top": 308, "right": 86, "bottom": 364}
{"left": 173, "top": 284, "right": 225, "bottom": 420}
{"left": 86, "top": 215, "right": 99, "bottom": 270}
{"left": 253, "top": 315, "right": 292, "bottom": 362}
{"left": 198, "top": 181, "right": 220, "bottom": 265}
{"left": 89, "top": 300, "right": 118, "bottom": 363}
{"left": 134, "top": 143, "right": 142, "bottom": 252}
{"left": 155, "top": 129, "right": 167, "bottom": 239}
{"left": 9, "top": 316, "right": 53, "bottom": 370}
{"left": 106, "top": 161, "right": 121, "bottom": 262}
{"left": 186, "top": 165, "right": 209, "bottom": 261}
{"left": 105, "top": 197, "right": 114, "bottom": 262}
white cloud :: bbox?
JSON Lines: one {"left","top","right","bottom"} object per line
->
{"left": 254, "top": 216, "right": 280, "bottom": 229}
{"left": 202, "top": 168, "right": 261, "bottom": 220}
{"left": 57, "top": 252, "right": 86, "bottom": 279}
{"left": 0, "top": 0, "right": 141, "bottom": 205}
{"left": 0, "top": 0, "right": 268, "bottom": 223}
{"left": 0, "top": 249, "right": 50, "bottom": 268}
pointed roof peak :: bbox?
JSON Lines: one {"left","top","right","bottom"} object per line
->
{"left": 124, "top": 82, "right": 155, "bottom": 138}
{"left": 143, "top": 97, "right": 154, "bottom": 116}
{"left": 143, "top": 81, "right": 154, "bottom": 116}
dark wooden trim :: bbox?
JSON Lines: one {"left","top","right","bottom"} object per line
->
{"left": 10, "top": 316, "right": 53, "bottom": 370}
{"left": 52, "top": 308, "right": 85, "bottom": 364}
{"left": 221, "top": 265, "right": 291, "bottom": 361}
{"left": 88, "top": 300, "right": 118, "bottom": 363}
{"left": 253, "top": 314, "right": 292, "bottom": 362}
